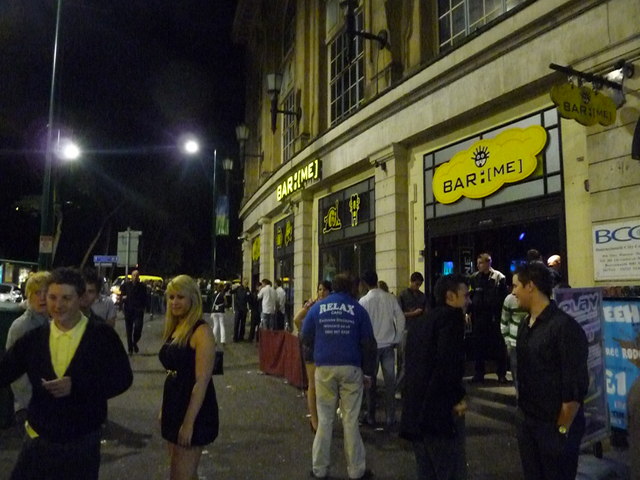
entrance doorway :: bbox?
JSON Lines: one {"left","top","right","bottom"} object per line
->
{"left": 426, "top": 196, "right": 566, "bottom": 295}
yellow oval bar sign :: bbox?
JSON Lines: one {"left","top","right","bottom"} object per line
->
{"left": 550, "top": 83, "right": 616, "bottom": 126}
{"left": 432, "top": 125, "right": 547, "bottom": 204}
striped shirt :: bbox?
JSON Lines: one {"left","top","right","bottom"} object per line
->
{"left": 501, "top": 293, "right": 527, "bottom": 348}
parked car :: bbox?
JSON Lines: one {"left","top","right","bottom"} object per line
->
{"left": 0, "top": 283, "right": 23, "bottom": 303}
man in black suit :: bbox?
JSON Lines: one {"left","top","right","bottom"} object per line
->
{"left": 400, "top": 273, "right": 469, "bottom": 480}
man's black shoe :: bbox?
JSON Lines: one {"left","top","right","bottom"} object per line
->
{"left": 133, "top": 344, "right": 139, "bottom": 353}
{"left": 469, "top": 376, "right": 484, "bottom": 384}
{"left": 498, "top": 375, "right": 509, "bottom": 384}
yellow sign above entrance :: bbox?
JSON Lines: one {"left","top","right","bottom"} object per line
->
{"left": 432, "top": 125, "right": 547, "bottom": 204}
{"left": 276, "top": 159, "right": 321, "bottom": 201}
{"left": 550, "top": 83, "right": 616, "bottom": 126}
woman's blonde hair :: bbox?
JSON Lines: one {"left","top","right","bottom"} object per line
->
{"left": 162, "top": 275, "right": 203, "bottom": 347}
{"left": 26, "top": 271, "right": 53, "bottom": 299}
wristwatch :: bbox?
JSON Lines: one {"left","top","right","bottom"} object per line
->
{"left": 558, "top": 425, "right": 568, "bottom": 435}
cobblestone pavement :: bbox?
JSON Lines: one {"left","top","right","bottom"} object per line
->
{"left": 0, "top": 311, "right": 628, "bottom": 479}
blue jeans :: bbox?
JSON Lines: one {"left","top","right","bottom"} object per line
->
{"left": 413, "top": 415, "right": 467, "bottom": 480}
{"left": 260, "top": 312, "right": 275, "bottom": 329}
{"left": 365, "top": 346, "right": 396, "bottom": 425}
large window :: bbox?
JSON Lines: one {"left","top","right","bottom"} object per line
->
{"left": 438, "top": 0, "right": 528, "bottom": 51}
{"left": 329, "top": 7, "right": 364, "bottom": 126}
{"left": 282, "top": 90, "right": 296, "bottom": 163}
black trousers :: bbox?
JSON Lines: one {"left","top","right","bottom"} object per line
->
{"left": 473, "top": 317, "right": 507, "bottom": 378}
{"left": 124, "top": 309, "right": 144, "bottom": 352}
{"left": 516, "top": 408, "right": 585, "bottom": 480}
{"left": 11, "top": 429, "right": 101, "bottom": 480}
{"left": 233, "top": 309, "right": 248, "bottom": 341}
{"left": 248, "top": 310, "right": 260, "bottom": 342}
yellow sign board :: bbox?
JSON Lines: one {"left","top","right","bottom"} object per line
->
{"left": 251, "top": 237, "right": 261, "bottom": 262}
{"left": 276, "top": 159, "right": 321, "bottom": 201}
{"left": 550, "top": 83, "right": 616, "bottom": 126}
{"left": 432, "top": 125, "right": 547, "bottom": 204}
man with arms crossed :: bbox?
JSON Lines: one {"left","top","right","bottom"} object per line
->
{"left": 0, "top": 268, "right": 133, "bottom": 479}
{"left": 301, "top": 273, "right": 377, "bottom": 480}
{"left": 512, "top": 262, "right": 588, "bottom": 480}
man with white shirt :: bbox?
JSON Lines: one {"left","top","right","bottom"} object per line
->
{"left": 257, "top": 279, "right": 277, "bottom": 330}
{"left": 274, "top": 279, "right": 287, "bottom": 330}
{"left": 359, "top": 271, "right": 405, "bottom": 428}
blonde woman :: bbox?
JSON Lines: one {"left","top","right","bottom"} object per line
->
{"left": 159, "top": 275, "right": 219, "bottom": 479}
{"left": 293, "top": 280, "right": 332, "bottom": 433}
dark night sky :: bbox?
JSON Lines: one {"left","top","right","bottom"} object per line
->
{"left": 0, "top": 0, "right": 245, "bottom": 277}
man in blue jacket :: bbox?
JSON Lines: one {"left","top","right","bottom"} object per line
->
{"left": 0, "top": 267, "right": 133, "bottom": 480}
{"left": 301, "top": 273, "right": 377, "bottom": 480}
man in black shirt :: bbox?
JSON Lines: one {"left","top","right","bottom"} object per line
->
{"left": 398, "top": 272, "right": 429, "bottom": 331}
{"left": 121, "top": 270, "right": 148, "bottom": 354}
{"left": 469, "top": 253, "right": 508, "bottom": 383}
{"left": 233, "top": 281, "right": 250, "bottom": 342}
{"left": 512, "top": 262, "right": 588, "bottom": 480}
{"left": 400, "top": 273, "right": 469, "bottom": 480}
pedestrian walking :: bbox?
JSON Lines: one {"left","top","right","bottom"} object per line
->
{"left": 210, "top": 283, "right": 227, "bottom": 345}
{"left": 121, "top": 270, "right": 148, "bottom": 354}
{"left": 233, "top": 281, "right": 250, "bottom": 342}
{"left": 160, "top": 275, "right": 219, "bottom": 480}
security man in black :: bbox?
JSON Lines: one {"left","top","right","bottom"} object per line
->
{"left": 512, "top": 262, "right": 588, "bottom": 480}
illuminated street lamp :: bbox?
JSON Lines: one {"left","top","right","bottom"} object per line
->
{"left": 181, "top": 137, "right": 219, "bottom": 277}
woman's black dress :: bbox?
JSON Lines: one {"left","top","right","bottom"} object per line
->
{"left": 159, "top": 319, "right": 219, "bottom": 446}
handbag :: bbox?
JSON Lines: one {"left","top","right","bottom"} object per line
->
{"left": 213, "top": 350, "right": 224, "bottom": 375}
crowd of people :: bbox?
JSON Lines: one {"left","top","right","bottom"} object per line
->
{"left": 0, "top": 250, "right": 638, "bottom": 480}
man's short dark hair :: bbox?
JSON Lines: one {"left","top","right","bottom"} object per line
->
{"left": 515, "top": 262, "right": 553, "bottom": 298}
{"left": 526, "top": 249, "right": 542, "bottom": 263}
{"left": 434, "top": 274, "right": 468, "bottom": 307}
{"left": 332, "top": 273, "right": 353, "bottom": 294}
{"left": 50, "top": 267, "right": 86, "bottom": 297}
{"left": 275, "top": 279, "right": 283, "bottom": 287}
{"left": 410, "top": 272, "right": 424, "bottom": 283}
{"left": 261, "top": 279, "right": 272, "bottom": 286}
{"left": 361, "top": 271, "right": 378, "bottom": 288}
{"left": 82, "top": 268, "right": 102, "bottom": 290}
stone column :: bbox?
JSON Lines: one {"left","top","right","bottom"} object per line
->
{"left": 371, "top": 143, "right": 410, "bottom": 294}
{"left": 292, "top": 191, "right": 314, "bottom": 313}
{"left": 258, "top": 217, "right": 273, "bottom": 282}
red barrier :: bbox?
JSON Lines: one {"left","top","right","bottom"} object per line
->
{"left": 258, "top": 330, "right": 306, "bottom": 389}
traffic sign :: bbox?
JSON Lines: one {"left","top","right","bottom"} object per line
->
{"left": 93, "top": 255, "right": 118, "bottom": 264}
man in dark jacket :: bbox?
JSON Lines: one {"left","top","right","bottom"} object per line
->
{"left": 121, "top": 270, "right": 148, "bottom": 354}
{"left": 512, "top": 262, "right": 588, "bottom": 480}
{"left": 233, "top": 281, "right": 250, "bottom": 342}
{"left": 0, "top": 267, "right": 133, "bottom": 480}
{"left": 400, "top": 273, "right": 469, "bottom": 480}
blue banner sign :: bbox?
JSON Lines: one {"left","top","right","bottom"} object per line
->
{"left": 602, "top": 299, "right": 640, "bottom": 429}
{"left": 93, "top": 255, "right": 118, "bottom": 264}
{"left": 555, "top": 288, "right": 609, "bottom": 446}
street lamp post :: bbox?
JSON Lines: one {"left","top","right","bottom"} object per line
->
{"left": 38, "top": 0, "right": 64, "bottom": 270}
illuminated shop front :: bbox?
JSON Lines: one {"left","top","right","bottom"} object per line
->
{"left": 318, "top": 178, "right": 375, "bottom": 282}
{"left": 424, "top": 108, "right": 566, "bottom": 290}
{"left": 274, "top": 214, "right": 294, "bottom": 320}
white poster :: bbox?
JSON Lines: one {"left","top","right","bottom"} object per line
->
{"left": 592, "top": 219, "right": 640, "bottom": 281}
